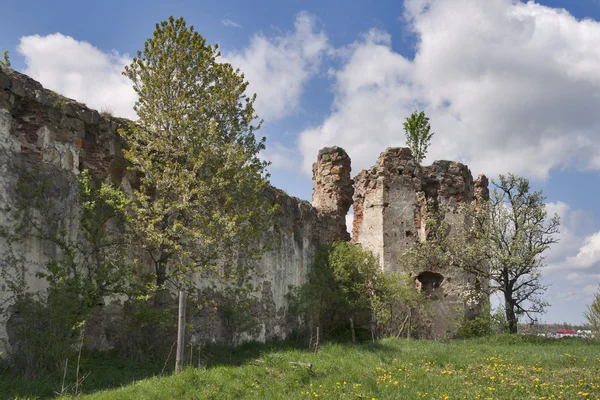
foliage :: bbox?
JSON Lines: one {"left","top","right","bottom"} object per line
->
{"left": 197, "top": 281, "right": 261, "bottom": 347}
{"left": 456, "top": 304, "right": 493, "bottom": 338}
{"left": 478, "top": 174, "right": 559, "bottom": 333}
{"left": 218, "top": 284, "right": 260, "bottom": 346}
{"left": 403, "top": 174, "right": 559, "bottom": 335}
{"left": 0, "top": 49, "right": 10, "bottom": 68}
{"left": 490, "top": 306, "right": 510, "bottom": 334}
{"left": 400, "top": 200, "right": 489, "bottom": 280}
{"left": 400, "top": 200, "right": 490, "bottom": 327}
{"left": 119, "top": 16, "right": 273, "bottom": 290}
{"left": 288, "top": 241, "right": 426, "bottom": 341}
{"left": 112, "top": 296, "right": 179, "bottom": 363}
{"left": 584, "top": 285, "right": 600, "bottom": 332}
{"left": 403, "top": 110, "right": 434, "bottom": 165}
{"left": 372, "top": 273, "right": 429, "bottom": 339}
{"left": 0, "top": 170, "right": 134, "bottom": 376}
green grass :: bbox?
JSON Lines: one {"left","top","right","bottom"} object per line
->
{"left": 2, "top": 336, "right": 600, "bottom": 399}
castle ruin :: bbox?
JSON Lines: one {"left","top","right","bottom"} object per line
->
{"left": 0, "top": 69, "right": 487, "bottom": 352}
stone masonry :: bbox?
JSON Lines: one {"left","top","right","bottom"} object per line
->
{"left": 353, "top": 148, "right": 489, "bottom": 337}
{"left": 0, "top": 68, "right": 351, "bottom": 352}
{"left": 0, "top": 68, "right": 488, "bottom": 350}
{"left": 312, "top": 146, "right": 354, "bottom": 242}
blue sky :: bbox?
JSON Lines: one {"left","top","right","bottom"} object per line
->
{"left": 2, "top": 0, "right": 600, "bottom": 324}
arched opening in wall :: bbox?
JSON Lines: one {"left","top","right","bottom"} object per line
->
{"left": 415, "top": 271, "right": 444, "bottom": 297}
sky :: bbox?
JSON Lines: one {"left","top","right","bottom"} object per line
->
{"left": 2, "top": 0, "right": 600, "bottom": 325}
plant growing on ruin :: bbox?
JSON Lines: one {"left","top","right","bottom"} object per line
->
{"left": 372, "top": 273, "right": 429, "bottom": 339}
{"left": 400, "top": 201, "right": 490, "bottom": 287}
{"left": 403, "top": 110, "right": 434, "bottom": 165}
{"left": 403, "top": 177, "right": 558, "bottom": 335}
{"left": 0, "top": 49, "right": 10, "bottom": 68}
{"left": 289, "top": 241, "right": 426, "bottom": 341}
{"left": 0, "top": 170, "right": 134, "bottom": 376}
{"left": 584, "top": 285, "right": 600, "bottom": 333}
{"left": 216, "top": 283, "right": 260, "bottom": 346}
{"left": 120, "top": 16, "right": 273, "bottom": 291}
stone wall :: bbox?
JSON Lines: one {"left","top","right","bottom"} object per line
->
{"left": 0, "top": 68, "right": 488, "bottom": 350}
{"left": 0, "top": 69, "right": 349, "bottom": 353}
{"left": 353, "top": 148, "right": 489, "bottom": 338}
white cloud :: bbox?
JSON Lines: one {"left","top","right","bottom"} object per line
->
{"left": 299, "top": 0, "right": 600, "bottom": 179}
{"left": 544, "top": 201, "right": 599, "bottom": 272}
{"left": 18, "top": 33, "right": 137, "bottom": 120}
{"left": 565, "top": 231, "right": 600, "bottom": 269}
{"left": 346, "top": 213, "right": 354, "bottom": 234}
{"left": 222, "top": 19, "right": 242, "bottom": 28}
{"left": 299, "top": 29, "right": 414, "bottom": 174}
{"left": 261, "top": 142, "right": 300, "bottom": 171}
{"left": 223, "top": 12, "right": 329, "bottom": 121}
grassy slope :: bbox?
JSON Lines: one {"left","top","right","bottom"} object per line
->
{"left": 3, "top": 336, "right": 600, "bottom": 399}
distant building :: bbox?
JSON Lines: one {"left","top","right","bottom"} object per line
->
{"left": 556, "top": 329, "right": 577, "bottom": 337}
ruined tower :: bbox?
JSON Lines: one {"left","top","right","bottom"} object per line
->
{"left": 352, "top": 147, "right": 489, "bottom": 338}
{"left": 312, "top": 146, "right": 354, "bottom": 243}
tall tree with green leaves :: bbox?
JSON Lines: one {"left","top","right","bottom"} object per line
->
{"left": 121, "top": 16, "right": 273, "bottom": 291}
{"left": 478, "top": 174, "right": 559, "bottom": 334}
{"left": 403, "top": 110, "right": 434, "bottom": 165}
{"left": 584, "top": 286, "right": 600, "bottom": 332}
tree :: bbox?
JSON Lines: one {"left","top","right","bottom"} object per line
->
{"left": 121, "top": 16, "right": 273, "bottom": 291}
{"left": 0, "top": 170, "right": 133, "bottom": 376}
{"left": 401, "top": 175, "right": 559, "bottom": 335}
{"left": 289, "top": 241, "right": 426, "bottom": 341}
{"left": 0, "top": 49, "right": 10, "bottom": 68}
{"left": 481, "top": 174, "right": 559, "bottom": 334}
{"left": 403, "top": 110, "right": 434, "bottom": 165}
{"left": 584, "top": 286, "right": 600, "bottom": 333}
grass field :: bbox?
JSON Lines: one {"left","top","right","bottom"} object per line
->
{"left": 2, "top": 336, "right": 599, "bottom": 399}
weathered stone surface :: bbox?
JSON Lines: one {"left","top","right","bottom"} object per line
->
{"left": 474, "top": 174, "right": 490, "bottom": 204}
{"left": 0, "top": 69, "right": 346, "bottom": 351}
{"left": 0, "top": 69, "right": 489, "bottom": 350}
{"left": 352, "top": 147, "right": 488, "bottom": 338}
{"left": 312, "top": 146, "right": 354, "bottom": 242}
{"left": 0, "top": 71, "right": 11, "bottom": 90}
{"left": 353, "top": 147, "right": 422, "bottom": 266}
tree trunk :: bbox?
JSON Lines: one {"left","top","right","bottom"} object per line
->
{"left": 504, "top": 293, "right": 517, "bottom": 334}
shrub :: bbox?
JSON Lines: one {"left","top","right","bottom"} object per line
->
{"left": 288, "top": 241, "right": 427, "bottom": 342}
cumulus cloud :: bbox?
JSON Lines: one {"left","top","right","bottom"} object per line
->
{"left": 17, "top": 12, "right": 328, "bottom": 124}
{"left": 223, "top": 12, "right": 329, "bottom": 121}
{"left": 527, "top": 200, "right": 600, "bottom": 319}
{"left": 18, "top": 33, "right": 137, "bottom": 119}
{"left": 298, "top": 0, "right": 600, "bottom": 179}
{"left": 544, "top": 201, "right": 599, "bottom": 271}
{"left": 565, "top": 232, "right": 600, "bottom": 269}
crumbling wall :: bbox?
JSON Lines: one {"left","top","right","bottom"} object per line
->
{"left": 353, "top": 147, "right": 489, "bottom": 338}
{"left": 312, "top": 146, "right": 354, "bottom": 242}
{"left": 0, "top": 69, "right": 121, "bottom": 353}
{"left": 0, "top": 68, "right": 488, "bottom": 348}
{"left": 0, "top": 69, "right": 350, "bottom": 352}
